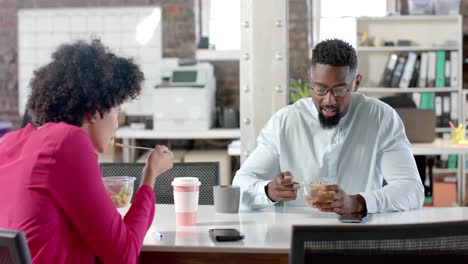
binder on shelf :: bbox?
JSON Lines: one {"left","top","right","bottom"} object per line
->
{"left": 412, "top": 93, "right": 421, "bottom": 108}
{"left": 426, "top": 51, "right": 437, "bottom": 87}
{"left": 442, "top": 94, "right": 451, "bottom": 127}
{"left": 409, "top": 55, "right": 420, "bottom": 88}
{"left": 447, "top": 154, "right": 458, "bottom": 169}
{"left": 445, "top": 51, "right": 451, "bottom": 87}
{"left": 422, "top": 50, "right": 447, "bottom": 113}
{"left": 399, "top": 52, "right": 418, "bottom": 88}
{"left": 420, "top": 92, "right": 434, "bottom": 110}
{"left": 390, "top": 53, "right": 407, "bottom": 87}
{"left": 450, "top": 92, "right": 458, "bottom": 122}
{"left": 440, "top": 133, "right": 451, "bottom": 168}
{"left": 418, "top": 52, "right": 428, "bottom": 88}
{"left": 379, "top": 53, "right": 399, "bottom": 87}
{"left": 435, "top": 50, "right": 446, "bottom": 87}
{"left": 435, "top": 95, "right": 442, "bottom": 126}
{"left": 450, "top": 51, "right": 458, "bottom": 87}
{"left": 465, "top": 93, "right": 468, "bottom": 123}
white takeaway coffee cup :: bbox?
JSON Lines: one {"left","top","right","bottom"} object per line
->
{"left": 172, "top": 177, "right": 201, "bottom": 226}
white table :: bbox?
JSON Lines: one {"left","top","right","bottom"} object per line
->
{"left": 115, "top": 127, "right": 241, "bottom": 162}
{"left": 411, "top": 138, "right": 468, "bottom": 155}
{"left": 228, "top": 138, "right": 468, "bottom": 156}
{"left": 120, "top": 204, "right": 468, "bottom": 263}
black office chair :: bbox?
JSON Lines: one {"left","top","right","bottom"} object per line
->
{"left": 290, "top": 221, "right": 468, "bottom": 264}
{"left": 100, "top": 162, "right": 220, "bottom": 205}
{"left": 0, "top": 229, "right": 32, "bottom": 264}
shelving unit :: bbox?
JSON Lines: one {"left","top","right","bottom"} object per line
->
{"left": 359, "top": 87, "right": 459, "bottom": 93}
{"left": 462, "top": 89, "right": 468, "bottom": 203}
{"left": 114, "top": 127, "right": 241, "bottom": 185}
{"left": 195, "top": 49, "right": 240, "bottom": 61}
{"left": 115, "top": 127, "right": 241, "bottom": 162}
{"left": 356, "top": 14, "right": 463, "bottom": 133}
{"left": 115, "top": 127, "right": 241, "bottom": 140}
{"left": 462, "top": 89, "right": 468, "bottom": 124}
{"left": 355, "top": 15, "right": 464, "bottom": 206}
{"left": 357, "top": 46, "right": 458, "bottom": 52}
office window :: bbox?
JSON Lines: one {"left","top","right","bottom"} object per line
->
{"left": 17, "top": 7, "right": 162, "bottom": 115}
{"left": 318, "top": 0, "right": 387, "bottom": 46}
{"left": 208, "top": 0, "right": 240, "bottom": 50}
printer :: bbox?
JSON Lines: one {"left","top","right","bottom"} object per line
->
{"left": 152, "top": 60, "right": 216, "bottom": 131}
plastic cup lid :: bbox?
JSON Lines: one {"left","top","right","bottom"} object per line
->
{"left": 171, "top": 177, "right": 201, "bottom": 186}
{"left": 103, "top": 176, "right": 136, "bottom": 183}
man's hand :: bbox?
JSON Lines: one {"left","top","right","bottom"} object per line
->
{"left": 312, "top": 185, "right": 367, "bottom": 215}
{"left": 266, "top": 171, "right": 299, "bottom": 202}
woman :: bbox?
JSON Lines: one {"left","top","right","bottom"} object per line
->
{"left": 0, "top": 39, "right": 173, "bottom": 263}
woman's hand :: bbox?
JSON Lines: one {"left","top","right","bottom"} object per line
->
{"left": 141, "top": 145, "right": 174, "bottom": 187}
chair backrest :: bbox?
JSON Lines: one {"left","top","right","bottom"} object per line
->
{"left": 290, "top": 221, "right": 468, "bottom": 264}
{"left": 0, "top": 229, "right": 32, "bottom": 264}
{"left": 100, "top": 162, "right": 220, "bottom": 205}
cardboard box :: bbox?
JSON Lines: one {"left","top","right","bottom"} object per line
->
{"left": 433, "top": 182, "right": 457, "bottom": 207}
{"left": 184, "top": 150, "right": 231, "bottom": 185}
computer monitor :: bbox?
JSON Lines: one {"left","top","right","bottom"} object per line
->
{"left": 0, "top": 229, "right": 32, "bottom": 264}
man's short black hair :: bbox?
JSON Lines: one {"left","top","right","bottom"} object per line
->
{"left": 311, "top": 39, "right": 357, "bottom": 71}
{"left": 27, "top": 39, "right": 144, "bottom": 126}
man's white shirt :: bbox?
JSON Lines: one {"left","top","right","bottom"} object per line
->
{"left": 233, "top": 93, "right": 424, "bottom": 213}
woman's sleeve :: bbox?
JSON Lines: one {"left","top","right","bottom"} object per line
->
{"left": 48, "top": 128, "right": 155, "bottom": 264}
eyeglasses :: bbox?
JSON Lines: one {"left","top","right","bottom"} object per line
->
{"left": 311, "top": 86, "right": 351, "bottom": 97}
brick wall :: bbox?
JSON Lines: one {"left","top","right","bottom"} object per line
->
{"left": 211, "top": 0, "right": 311, "bottom": 111}
{"left": 2, "top": 1, "right": 468, "bottom": 127}
{"left": 212, "top": 0, "right": 310, "bottom": 110}
{"left": 212, "top": 61, "right": 239, "bottom": 108}
{"left": 288, "top": 0, "right": 310, "bottom": 82}
{"left": 1, "top": 0, "right": 339, "bottom": 129}
{"left": 0, "top": 0, "right": 19, "bottom": 126}
{"left": 1, "top": 0, "right": 197, "bottom": 128}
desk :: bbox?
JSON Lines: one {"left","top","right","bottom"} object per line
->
{"left": 227, "top": 138, "right": 468, "bottom": 156}
{"left": 411, "top": 138, "right": 468, "bottom": 155}
{"left": 120, "top": 204, "right": 468, "bottom": 264}
{"left": 411, "top": 139, "right": 468, "bottom": 205}
{"left": 115, "top": 127, "right": 240, "bottom": 162}
{"left": 228, "top": 138, "right": 468, "bottom": 205}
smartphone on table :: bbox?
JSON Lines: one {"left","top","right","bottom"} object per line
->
{"left": 338, "top": 213, "right": 370, "bottom": 223}
{"left": 209, "top": 228, "right": 245, "bottom": 242}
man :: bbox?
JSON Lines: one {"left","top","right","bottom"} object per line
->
{"left": 233, "top": 39, "right": 424, "bottom": 215}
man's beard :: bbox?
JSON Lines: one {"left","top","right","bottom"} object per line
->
{"left": 318, "top": 106, "right": 341, "bottom": 129}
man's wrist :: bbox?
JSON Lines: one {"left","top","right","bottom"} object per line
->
{"left": 265, "top": 182, "right": 275, "bottom": 202}
{"left": 354, "top": 194, "right": 367, "bottom": 214}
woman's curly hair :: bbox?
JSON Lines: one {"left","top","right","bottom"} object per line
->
{"left": 27, "top": 39, "right": 144, "bottom": 126}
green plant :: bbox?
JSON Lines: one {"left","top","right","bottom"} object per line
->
{"left": 289, "top": 79, "right": 310, "bottom": 104}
